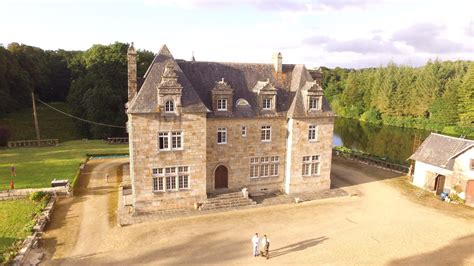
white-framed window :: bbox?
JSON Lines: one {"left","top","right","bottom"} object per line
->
{"left": 158, "top": 132, "right": 169, "bottom": 150}
{"left": 302, "top": 155, "right": 321, "bottom": 176}
{"left": 308, "top": 125, "right": 318, "bottom": 141}
{"left": 241, "top": 126, "right": 247, "bottom": 137}
{"left": 249, "top": 156, "right": 279, "bottom": 178}
{"left": 152, "top": 166, "right": 190, "bottom": 192}
{"left": 158, "top": 131, "right": 182, "bottom": 151}
{"left": 217, "top": 99, "right": 227, "bottom": 111}
{"left": 172, "top": 132, "right": 182, "bottom": 149}
{"left": 152, "top": 177, "right": 165, "bottom": 192}
{"left": 165, "top": 100, "right": 175, "bottom": 112}
{"left": 309, "top": 97, "right": 320, "bottom": 111}
{"left": 261, "top": 125, "right": 271, "bottom": 142}
{"left": 217, "top": 127, "right": 227, "bottom": 144}
{"left": 263, "top": 98, "right": 272, "bottom": 110}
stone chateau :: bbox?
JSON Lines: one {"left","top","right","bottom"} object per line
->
{"left": 126, "top": 44, "right": 335, "bottom": 213}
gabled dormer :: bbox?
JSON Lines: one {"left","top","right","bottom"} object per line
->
{"left": 253, "top": 79, "right": 277, "bottom": 113}
{"left": 303, "top": 81, "right": 324, "bottom": 112}
{"left": 157, "top": 63, "right": 183, "bottom": 116}
{"left": 211, "top": 78, "right": 233, "bottom": 113}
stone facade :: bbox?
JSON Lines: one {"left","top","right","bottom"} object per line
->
{"left": 126, "top": 44, "right": 336, "bottom": 213}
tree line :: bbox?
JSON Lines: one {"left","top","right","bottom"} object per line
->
{"left": 0, "top": 42, "right": 154, "bottom": 139}
{"left": 322, "top": 60, "right": 474, "bottom": 135}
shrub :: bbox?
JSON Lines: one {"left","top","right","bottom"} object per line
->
{"left": 29, "top": 191, "right": 48, "bottom": 202}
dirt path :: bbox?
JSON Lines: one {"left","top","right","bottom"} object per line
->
{"left": 41, "top": 157, "right": 474, "bottom": 265}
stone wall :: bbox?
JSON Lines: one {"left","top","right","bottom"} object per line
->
{"left": 206, "top": 117, "right": 287, "bottom": 194}
{"left": 287, "top": 117, "right": 334, "bottom": 194}
{"left": 129, "top": 112, "right": 208, "bottom": 213}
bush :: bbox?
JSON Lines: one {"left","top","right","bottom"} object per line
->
{"left": 360, "top": 108, "right": 382, "bottom": 125}
{"left": 29, "top": 191, "right": 49, "bottom": 202}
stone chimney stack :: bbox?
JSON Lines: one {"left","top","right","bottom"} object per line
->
{"left": 127, "top": 42, "right": 137, "bottom": 102}
{"left": 272, "top": 52, "right": 282, "bottom": 74}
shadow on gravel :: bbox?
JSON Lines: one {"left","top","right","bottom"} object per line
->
{"left": 269, "top": 236, "right": 328, "bottom": 259}
{"left": 389, "top": 233, "right": 474, "bottom": 266}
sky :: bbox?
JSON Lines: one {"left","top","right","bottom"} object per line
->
{"left": 1, "top": 0, "right": 474, "bottom": 68}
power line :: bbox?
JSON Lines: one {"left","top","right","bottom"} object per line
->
{"left": 37, "top": 99, "right": 126, "bottom": 129}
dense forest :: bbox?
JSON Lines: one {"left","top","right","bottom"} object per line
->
{"left": 1, "top": 42, "right": 473, "bottom": 143}
{"left": 322, "top": 61, "right": 474, "bottom": 135}
{"left": 0, "top": 42, "right": 154, "bottom": 140}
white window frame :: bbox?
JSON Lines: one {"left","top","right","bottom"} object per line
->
{"left": 241, "top": 126, "right": 247, "bottom": 137}
{"left": 262, "top": 98, "right": 272, "bottom": 110}
{"left": 261, "top": 125, "right": 271, "bottom": 142}
{"left": 308, "top": 125, "right": 318, "bottom": 141}
{"left": 217, "top": 99, "right": 227, "bottom": 111}
{"left": 309, "top": 96, "right": 321, "bottom": 111}
{"left": 302, "top": 155, "right": 321, "bottom": 177}
{"left": 217, "top": 127, "right": 227, "bottom": 144}
{"left": 158, "top": 131, "right": 183, "bottom": 151}
{"left": 171, "top": 131, "right": 183, "bottom": 150}
{"left": 249, "top": 156, "right": 279, "bottom": 178}
{"left": 152, "top": 166, "right": 191, "bottom": 192}
{"left": 165, "top": 100, "right": 175, "bottom": 113}
{"left": 158, "top": 132, "right": 170, "bottom": 150}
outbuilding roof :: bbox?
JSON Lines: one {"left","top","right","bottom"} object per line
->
{"left": 409, "top": 133, "right": 474, "bottom": 169}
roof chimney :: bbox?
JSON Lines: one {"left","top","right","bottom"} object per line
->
{"left": 272, "top": 52, "right": 282, "bottom": 74}
{"left": 127, "top": 42, "right": 137, "bottom": 101}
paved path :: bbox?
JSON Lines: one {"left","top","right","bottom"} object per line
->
{"left": 41, "top": 157, "right": 474, "bottom": 265}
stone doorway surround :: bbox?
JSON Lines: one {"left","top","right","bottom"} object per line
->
{"left": 214, "top": 165, "right": 228, "bottom": 189}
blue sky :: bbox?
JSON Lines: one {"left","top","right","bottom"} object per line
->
{"left": 2, "top": 0, "right": 474, "bottom": 68}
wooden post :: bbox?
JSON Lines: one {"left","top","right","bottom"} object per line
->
{"left": 32, "top": 92, "right": 41, "bottom": 144}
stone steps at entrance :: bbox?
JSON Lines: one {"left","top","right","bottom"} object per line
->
{"left": 202, "top": 192, "right": 256, "bottom": 211}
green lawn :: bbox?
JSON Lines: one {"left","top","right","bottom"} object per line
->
{"left": 0, "top": 199, "right": 44, "bottom": 263}
{"left": 0, "top": 140, "right": 128, "bottom": 190}
{"left": 0, "top": 102, "right": 78, "bottom": 142}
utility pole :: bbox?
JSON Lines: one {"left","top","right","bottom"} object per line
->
{"left": 31, "top": 92, "right": 41, "bottom": 144}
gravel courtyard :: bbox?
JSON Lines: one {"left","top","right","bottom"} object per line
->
{"left": 41, "top": 157, "right": 474, "bottom": 265}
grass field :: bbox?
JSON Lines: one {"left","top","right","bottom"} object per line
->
{"left": 0, "top": 102, "right": 78, "bottom": 142}
{"left": 0, "top": 140, "right": 128, "bottom": 190}
{"left": 0, "top": 199, "right": 44, "bottom": 263}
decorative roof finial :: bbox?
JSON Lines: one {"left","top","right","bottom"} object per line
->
{"left": 191, "top": 51, "right": 196, "bottom": 62}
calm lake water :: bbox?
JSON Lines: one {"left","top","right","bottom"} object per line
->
{"left": 333, "top": 118, "right": 431, "bottom": 165}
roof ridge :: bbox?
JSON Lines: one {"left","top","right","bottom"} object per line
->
{"left": 179, "top": 60, "right": 296, "bottom": 66}
{"left": 430, "top": 132, "right": 474, "bottom": 143}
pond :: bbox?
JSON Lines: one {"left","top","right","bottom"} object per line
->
{"left": 333, "top": 118, "right": 431, "bottom": 165}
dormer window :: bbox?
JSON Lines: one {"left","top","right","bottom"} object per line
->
{"left": 309, "top": 96, "right": 321, "bottom": 111}
{"left": 165, "top": 100, "right": 175, "bottom": 113}
{"left": 263, "top": 98, "right": 272, "bottom": 110}
{"left": 217, "top": 99, "right": 227, "bottom": 111}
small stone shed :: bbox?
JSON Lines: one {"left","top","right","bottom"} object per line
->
{"left": 409, "top": 133, "right": 474, "bottom": 206}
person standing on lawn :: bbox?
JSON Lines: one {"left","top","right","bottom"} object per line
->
{"left": 251, "top": 233, "right": 260, "bottom": 257}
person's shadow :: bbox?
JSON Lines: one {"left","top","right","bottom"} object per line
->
{"left": 269, "top": 236, "right": 328, "bottom": 259}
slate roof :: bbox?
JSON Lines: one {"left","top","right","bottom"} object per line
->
{"left": 409, "top": 133, "right": 474, "bottom": 169}
{"left": 128, "top": 45, "right": 334, "bottom": 118}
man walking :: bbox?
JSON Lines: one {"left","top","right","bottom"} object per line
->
{"left": 251, "top": 233, "right": 260, "bottom": 257}
{"left": 262, "top": 235, "right": 270, "bottom": 259}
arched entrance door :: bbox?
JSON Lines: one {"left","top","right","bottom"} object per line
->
{"left": 214, "top": 165, "right": 228, "bottom": 189}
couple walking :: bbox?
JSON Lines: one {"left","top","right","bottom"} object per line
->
{"left": 251, "top": 233, "right": 270, "bottom": 259}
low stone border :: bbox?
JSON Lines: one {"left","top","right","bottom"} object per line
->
{"left": 0, "top": 186, "right": 69, "bottom": 201}
{"left": 11, "top": 194, "right": 57, "bottom": 266}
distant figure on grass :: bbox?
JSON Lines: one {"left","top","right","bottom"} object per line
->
{"left": 11, "top": 165, "right": 16, "bottom": 177}
{"left": 251, "top": 233, "right": 260, "bottom": 257}
{"left": 260, "top": 235, "right": 270, "bottom": 259}
{"left": 9, "top": 180, "right": 14, "bottom": 190}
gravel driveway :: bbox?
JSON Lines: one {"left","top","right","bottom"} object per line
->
{"left": 41, "top": 157, "right": 474, "bottom": 265}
